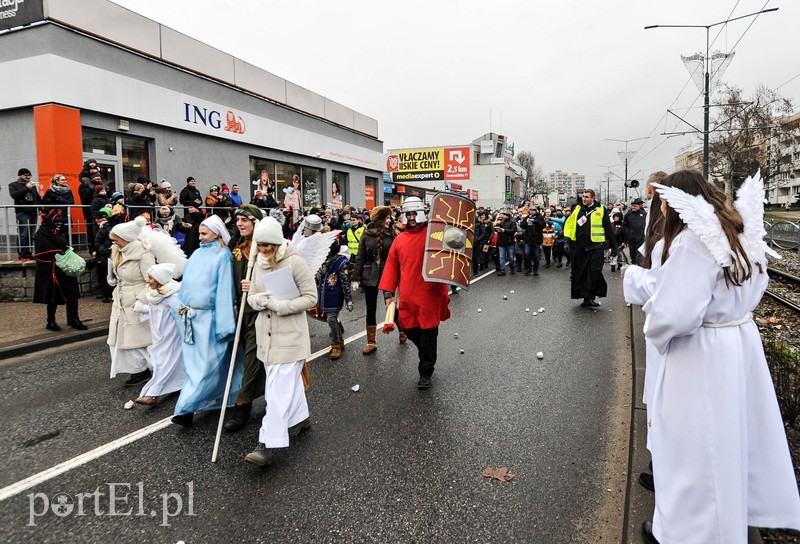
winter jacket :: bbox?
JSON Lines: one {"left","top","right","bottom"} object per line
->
{"left": 9, "top": 177, "right": 40, "bottom": 213}
{"left": 353, "top": 227, "right": 396, "bottom": 287}
{"left": 495, "top": 217, "right": 517, "bottom": 246}
{"left": 318, "top": 253, "right": 352, "bottom": 312}
{"left": 248, "top": 245, "right": 318, "bottom": 365}
{"left": 179, "top": 186, "right": 203, "bottom": 208}
{"left": 41, "top": 186, "right": 75, "bottom": 217}
{"left": 622, "top": 209, "right": 647, "bottom": 244}
{"left": 107, "top": 240, "right": 155, "bottom": 349}
{"left": 521, "top": 213, "right": 546, "bottom": 244}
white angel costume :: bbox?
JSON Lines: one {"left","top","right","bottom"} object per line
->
{"left": 629, "top": 173, "right": 800, "bottom": 543}
{"left": 134, "top": 264, "right": 185, "bottom": 398}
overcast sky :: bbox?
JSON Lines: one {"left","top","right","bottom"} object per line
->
{"left": 112, "top": 0, "right": 799, "bottom": 195}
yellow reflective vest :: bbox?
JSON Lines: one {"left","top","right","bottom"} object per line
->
{"left": 564, "top": 205, "right": 606, "bottom": 242}
{"left": 346, "top": 225, "right": 365, "bottom": 256}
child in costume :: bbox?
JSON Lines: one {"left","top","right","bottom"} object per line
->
{"left": 317, "top": 239, "right": 353, "bottom": 360}
{"left": 132, "top": 263, "right": 185, "bottom": 405}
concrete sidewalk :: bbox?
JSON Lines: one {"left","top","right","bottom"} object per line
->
{"left": 0, "top": 296, "right": 111, "bottom": 359}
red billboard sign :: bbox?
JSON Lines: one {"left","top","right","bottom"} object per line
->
{"left": 444, "top": 147, "right": 470, "bottom": 180}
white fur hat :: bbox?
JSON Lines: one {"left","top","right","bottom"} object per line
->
{"left": 111, "top": 216, "right": 146, "bottom": 242}
{"left": 147, "top": 263, "right": 176, "bottom": 285}
{"left": 253, "top": 216, "right": 285, "bottom": 245}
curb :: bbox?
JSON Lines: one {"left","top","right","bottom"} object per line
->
{"left": 0, "top": 323, "right": 109, "bottom": 360}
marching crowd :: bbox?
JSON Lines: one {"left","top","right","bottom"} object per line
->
{"left": 9, "top": 160, "right": 800, "bottom": 543}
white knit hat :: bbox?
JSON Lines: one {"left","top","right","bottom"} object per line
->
{"left": 147, "top": 263, "right": 176, "bottom": 285}
{"left": 253, "top": 216, "right": 285, "bottom": 245}
{"left": 111, "top": 216, "right": 146, "bottom": 242}
{"left": 200, "top": 215, "right": 231, "bottom": 244}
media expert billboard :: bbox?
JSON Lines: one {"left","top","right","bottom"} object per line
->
{"left": 386, "top": 147, "right": 471, "bottom": 183}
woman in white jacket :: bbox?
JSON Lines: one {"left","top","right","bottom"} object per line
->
{"left": 240, "top": 216, "right": 317, "bottom": 467}
{"left": 107, "top": 217, "right": 155, "bottom": 387}
{"left": 627, "top": 170, "right": 800, "bottom": 544}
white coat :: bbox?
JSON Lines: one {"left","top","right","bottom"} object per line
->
{"left": 640, "top": 229, "right": 800, "bottom": 543}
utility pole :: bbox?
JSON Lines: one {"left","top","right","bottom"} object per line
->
{"left": 645, "top": 7, "right": 778, "bottom": 179}
{"left": 605, "top": 138, "right": 647, "bottom": 201}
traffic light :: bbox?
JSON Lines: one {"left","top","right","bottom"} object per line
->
{"left": 626, "top": 179, "right": 640, "bottom": 188}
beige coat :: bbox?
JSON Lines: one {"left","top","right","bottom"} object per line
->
{"left": 248, "top": 244, "right": 317, "bottom": 365}
{"left": 107, "top": 240, "right": 155, "bottom": 349}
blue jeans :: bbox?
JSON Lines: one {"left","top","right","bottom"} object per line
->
{"left": 524, "top": 242, "right": 541, "bottom": 273}
{"left": 16, "top": 212, "right": 36, "bottom": 258}
{"left": 498, "top": 245, "right": 515, "bottom": 272}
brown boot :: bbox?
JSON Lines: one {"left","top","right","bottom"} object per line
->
{"left": 363, "top": 325, "right": 377, "bottom": 355}
{"left": 398, "top": 331, "right": 408, "bottom": 344}
{"left": 330, "top": 342, "right": 342, "bottom": 360}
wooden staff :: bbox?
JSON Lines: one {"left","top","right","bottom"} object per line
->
{"left": 211, "top": 232, "right": 259, "bottom": 463}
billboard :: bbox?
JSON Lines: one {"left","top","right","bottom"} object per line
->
{"left": 0, "top": 0, "right": 44, "bottom": 31}
{"left": 386, "top": 146, "right": 470, "bottom": 183}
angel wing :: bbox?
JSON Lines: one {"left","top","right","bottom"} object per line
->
{"left": 293, "top": 230, "right": 341, "bottom": 276}
{"left": 138, "top": 221, "right": 187, "bottom": 278}
{"left": 733, "top": 170, "right": 781, "bottom": 265}
{"left": 291, "top": 219, "right": 304, "bottom": 246}
{"left": 652, "top": 183, "right": 735, "bottom": 267}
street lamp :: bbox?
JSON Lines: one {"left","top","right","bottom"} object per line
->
{"left": 645, "top": 7, "right": 778, "bottom": 179}
{"left": 605, "top": 137, "right": 647, "bottom": 201}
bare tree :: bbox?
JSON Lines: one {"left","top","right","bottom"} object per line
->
{"left": 517, "top": 151, "right": 546, "bottom": 201}
{"left": 709, "top": 84, "right": 793, "bottom": 196}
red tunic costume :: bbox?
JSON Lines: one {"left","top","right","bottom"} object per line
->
{"left": 379, "top": 222, "right": 450, "bottom": 329}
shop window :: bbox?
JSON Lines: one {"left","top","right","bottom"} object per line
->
{"left": 301, "top": 167, "right": 322, "bottom": 208}
{"left": 275, "top": 162, "right": 297, "bottom": 207}
{"left": 82, "top": 128, "right": 117, "bottom": 155}
{"left": 121, "top": 136, "right": 149, "bottom": 189}
{"left": 249, "top": 158, "right": 276, "bottom": 196}
{"left": 331, "top": 171, "right": 348, "bottom": 210}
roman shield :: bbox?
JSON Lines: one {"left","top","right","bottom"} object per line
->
{"left": 423, "top": 192, "right": 476, "bottom": 289}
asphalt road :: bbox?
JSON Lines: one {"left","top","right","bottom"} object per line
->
{"left": 0, "top": 264, "right": 632, "bottom": 543}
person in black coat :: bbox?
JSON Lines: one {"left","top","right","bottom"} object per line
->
{"left": 93, "top": 210, "right": 113, "bottom": 302}
{"left": 179, "top": 205, "right": 206, "bottom": 257}
{"left": 9, "top": 167, "right": 40, "bottom": 260}
{"left": 33, "top": 210, "right": 87, "bottom": 331}
{"left": 520, "top": 207, "right": 546, "bottom": 276}
{"left": 41, "top": 174, "right": 75, "bottom": 219}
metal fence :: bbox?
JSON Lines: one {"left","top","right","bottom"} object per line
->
{"left": 1, "top": 204, "right": 213, "bottom": 260}
{"left": 765, "top": 220, "right": 800, "bottom": 251}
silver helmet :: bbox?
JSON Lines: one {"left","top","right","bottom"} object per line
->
{"left": 400, "top": 196, "right": 426, "bottom": 224}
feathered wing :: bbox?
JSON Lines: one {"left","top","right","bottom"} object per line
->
{"left": 138, "top": 226, "right": 188, "bottom": 278}
{"left": 733, "top": 170, "right": 781, "bottom": 265}
{"left": 291, "top": 220, "right": 304, "bottom": 246}
{"left": 293, "top": 230, "right": 341, "bottom": 276}
{"left": 653, "top": 183, "right": 735, "bottom": 267}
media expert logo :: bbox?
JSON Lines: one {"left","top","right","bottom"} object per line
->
{"left": 27, "top": 482, "right": 195, "bottom": 527}
{"left": 183, "top": 103, "right": 246, "bottom": 135}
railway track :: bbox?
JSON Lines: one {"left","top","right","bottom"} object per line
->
{"left": 766, "top": 267, "right": 800, "bottom": 313}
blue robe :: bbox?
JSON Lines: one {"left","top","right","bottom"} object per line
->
{"left": 173, "top": 241, "right": 242, "bottom": 415}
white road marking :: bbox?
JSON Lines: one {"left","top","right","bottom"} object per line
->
{"left": 0, "top": 269, "right": 495, "bottom": 501}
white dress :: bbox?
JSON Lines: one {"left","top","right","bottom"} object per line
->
{"left": 137, "top": 286, "right": 185, "bottom": 398}
{"left": 641, "top": 229, "right": 800, "bottom": 543}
